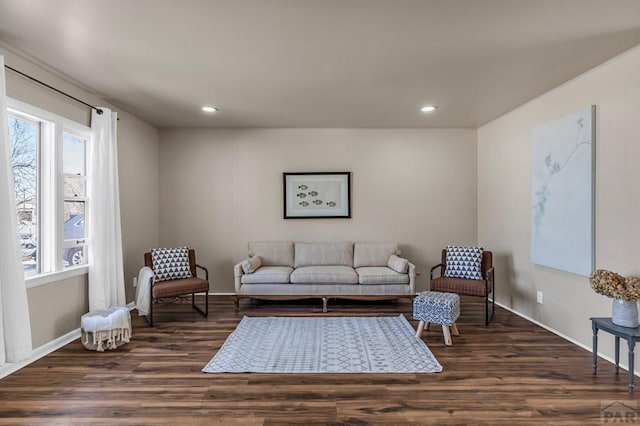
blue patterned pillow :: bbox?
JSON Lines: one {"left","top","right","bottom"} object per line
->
{"left": 444, "top": 245, "right": 484, "bottom": 280}
{"left": 151, "top": 247, "right": 192, "bottom": 282}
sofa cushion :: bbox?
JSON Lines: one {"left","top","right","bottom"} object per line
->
{"left": 240, "top": 266, "right": 294, "bottom": 284}
{"left": 353, "top": 242, "right": 400, "bottom": 267}
{"left": 387, "top": 254, "right": 409, "bottom": 274}
{"left": 290, "top": 265, "right": 359, "bottom": 284}
{"left": 248, "top": 241, "right": 294, "bottom": 267}
{"left": 294, "top": 242, "right": 353, "bottom": 268}
{"left": 356, "top": 267, "right": 410, "bottom": 285}
{"left": 241, "top": 256, "right": 263, "bottom": 274}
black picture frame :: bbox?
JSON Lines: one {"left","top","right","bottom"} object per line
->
{"left": 283, "top": 172, "right": 351, "bottom": 219}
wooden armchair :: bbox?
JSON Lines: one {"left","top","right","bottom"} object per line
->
{"left": 143, "top": 249, "right": 209, "bottom": 326}
{"left": 430, "top": 249, "right": 495, "bottom": 325}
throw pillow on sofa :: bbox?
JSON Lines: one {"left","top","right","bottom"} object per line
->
{"left": 444, "top": 245, "right": 484, "bottom": 280}
{"left": 387, "top": 254, "right": 409, "bottom": 274}
{"left": 242, "top": 256, "right": 263, "bottom": 274}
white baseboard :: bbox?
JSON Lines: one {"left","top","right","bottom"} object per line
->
{"left": 1, "top": 303, "right": 137, "bottom": 380}
{"left": 0, "top": 327, "right": 80, "bottom": 380}
{"left": 496, "top": 301, "right": 639, "bottom": 377}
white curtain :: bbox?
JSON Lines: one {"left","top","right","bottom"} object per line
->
{"left": 0, "top": 55, "right": 33, "bottom": 365}
{"left": 88, "top": 108, "right": 125, "bottom": 311}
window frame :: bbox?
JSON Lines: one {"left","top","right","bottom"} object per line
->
{"left": 7, "top": 97, "right": 91, "bottom": 288}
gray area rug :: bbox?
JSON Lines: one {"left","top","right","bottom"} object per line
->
{"left": 202, "top": 314, "right": 442, "bottom": 373}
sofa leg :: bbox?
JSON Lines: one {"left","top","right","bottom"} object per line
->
{"left": 234, "top": 296, "right": 240, "bottom": 311}
{"left": 322, "top": 297, "right": 328, "bottom": 313}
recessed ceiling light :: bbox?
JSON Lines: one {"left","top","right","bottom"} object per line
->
{"left": 202, "top": 106, "right": 218, "bottom": 113}
{"left": 421, "top": 105, "right": 437, "bottom": 113}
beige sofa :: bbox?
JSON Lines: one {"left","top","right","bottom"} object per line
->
{"left": 233, "top": 241, "right": 415, "bottom": 311}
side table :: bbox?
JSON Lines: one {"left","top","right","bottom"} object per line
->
{"left": 591, "top": 317, "right": 640, "bottom": 394}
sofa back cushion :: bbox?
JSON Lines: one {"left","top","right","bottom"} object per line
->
{"left": 248, "top": 241, "right": 295, "bottom": 267}
{"left": 353, "top": 242, "right": 400, "bottom": 267}
{"left": 294, "top": 242, "right": 354, "bottom": 268}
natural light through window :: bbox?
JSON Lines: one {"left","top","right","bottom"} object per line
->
{"left": 9, "top": 114, "right": 39, "bottom": 276}
{"left": 62, "top": 132, "right": 87, "bottom": 268}
{"left": 7, "top": 100, "right": 91, "bottom": 281}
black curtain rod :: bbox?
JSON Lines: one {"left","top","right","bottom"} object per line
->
{"left": 4, "top": 65, "right": 103, "bottom": 115}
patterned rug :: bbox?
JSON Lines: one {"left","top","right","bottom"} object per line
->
{"left": 202, "top": 314, "right": 442, "bottom": 373}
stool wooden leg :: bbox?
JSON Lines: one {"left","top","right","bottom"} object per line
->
{"left": 426, "top": 322, "right": 431, "bottom": 331}
{"left": 415, "top": 321, "right": 425, "bottom": 338}
{"left": 442, "top": 325, "right": 453, "bottom": 346}
{"left": 451, "top": 322, "right": 460, "bottom": 336}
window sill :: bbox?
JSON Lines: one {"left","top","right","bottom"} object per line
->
{"left": 26, "top": 265, "right": 89, "bottom": 289}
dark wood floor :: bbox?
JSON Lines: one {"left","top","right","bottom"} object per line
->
{"left": 0, "top": 296, "right": 635, "bottom": 425}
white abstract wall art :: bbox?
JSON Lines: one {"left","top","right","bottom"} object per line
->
{"left": 531, "top": 106, "right": 595, "bottom": 276}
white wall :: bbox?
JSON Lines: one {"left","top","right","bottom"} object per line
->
{"left": 1, "top": 43, "right": 160, "bottom": 347}
{"left": 478, "top": 45, "right": 640, "bottom": 373}
{"left": 159, "top": 128, "right": 478, "bottom": 293}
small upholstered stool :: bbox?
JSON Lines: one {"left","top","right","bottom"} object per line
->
{"left": 413, "top": 291, "right": 460, "bottom": 346}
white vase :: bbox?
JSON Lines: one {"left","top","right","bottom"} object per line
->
{"left": 611, "top": 298, "right": 640, "bottom": 328}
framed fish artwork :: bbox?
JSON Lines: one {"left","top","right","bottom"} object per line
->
{"left": 283, "top": 172, "right": 351, "bottom": 219}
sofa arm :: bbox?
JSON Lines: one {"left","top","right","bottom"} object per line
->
{"left": 234, "top": 260, "right": 246, "bottom": 293}
{"left": 407, "top": 261, "right": 416, "bottom": 294}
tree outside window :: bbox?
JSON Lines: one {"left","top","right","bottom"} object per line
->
{"left": 8, "top": 115, "right": 39, "bottom": 276}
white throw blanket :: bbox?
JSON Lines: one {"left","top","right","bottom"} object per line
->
{"left": 80, "top": 307, "right": 131, "bottom": 352}
{"left": 136, "top": 266, "right": 155, "bottom": 316}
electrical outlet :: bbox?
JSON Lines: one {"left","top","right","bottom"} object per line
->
{"left": 133, "top": 276, "right": 138, "bottom": 288}
{"left": 536, "top": 291, "right": 543, "bottom": 304}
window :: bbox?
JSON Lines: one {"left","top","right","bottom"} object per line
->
{"left": 62, "top": 132, "right": 87, "bottom": 267}
{"left": 7, "top": 99, "right": 91, "bottom": 281}
{"left": 9, "top": 114, "right": 39, "bottom": 276}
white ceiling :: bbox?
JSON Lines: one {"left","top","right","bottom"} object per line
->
{"left": 1, "top": 0, "right": 640, "bottom": 128}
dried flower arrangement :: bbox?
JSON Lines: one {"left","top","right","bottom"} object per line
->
{"left": 589, "top": 269, "right": 640, "bottom": 301}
